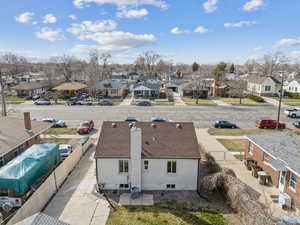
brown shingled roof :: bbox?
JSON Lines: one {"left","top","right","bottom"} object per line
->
{"left": 95, "top": 122, "right": 201, "bottom": 159}
{"left": 0, "top": 117, "right": 51, "bottom": 156}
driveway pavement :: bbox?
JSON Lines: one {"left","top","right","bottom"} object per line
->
{"left": 262, "top": 96, "right": 289, "bottom": 108}
{"left": 208, "top": 97, "right": 231, "bottom": 106}
{"left": 44, "top": 146, "right": 110, "bottom": 225}
{"left": 173, "top": 92, "right": 186, "bottom": 106}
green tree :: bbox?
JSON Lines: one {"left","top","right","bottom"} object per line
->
{"left": 213, "top": 62, "right": 227, "bottom": 80}
{"left": 192, "top": 62, "right": 199, "bottom": 72}
{"left": 229, "top": 64, "right": 235, "bottom": 73}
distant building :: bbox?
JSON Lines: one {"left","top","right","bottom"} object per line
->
{"left": 246, "top": 76, "right": 281, "bottom": 97}
{"left": 132, "top": 81, "right": 161, "bottom": 99}
{"left": 284, "top": 79, "right": 300, "bottom": 94}
{"left": 95, "top": 122, "right": 201, "bottom": 191}
{"left": 91, "top": 79, "right": 129, "bottom": 98}
{"left": 12, "top": 81, "right": 54, "bottom": 97}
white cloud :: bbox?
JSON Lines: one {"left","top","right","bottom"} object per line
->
{"left": 291, "top": 51, "right": 300, "bottom": 57}
{"left": 203, "top": 0, "right": 218, "bottom": 13}
{"left": 73, "top": 0, "right": 168, "bottom": 9}
{"left": 67, "top": 20, "right": 117, "bottom": 35}
{"left": 15, "top": 12, "right": 34, "bottom": 23}
{"left": 253, "top": 46, "right": 264, "bottom": 51}
{"left": 194, "top": 26, "right": 209, "bottom": 33}
{"left": 69, "top": 15, "right": 78, "bottom": 20}
{"left": 43, "top": 14, "right": 57, "bottom": 24}
{"left": 224, "top": 21, "right": 256, "bottom": 28}
{"left": 170, "top": 27, "right": 188, "bottom": 35}
{"left": 36, "top": 28, "right": 66, "bottom": 42}
{"left": 75, "top": 31, "right": 156, "bottom": 52}
{"left": 274, "top": 38, "right": 300, "bottom": 48}
{"left": 117, "top": 8, "right": 148, "bottom": 19}
{"left": 243, "top": 0, "right": 264, "bottom": 11}
{"left": 32, "top": 21, "right": 38, "bottom": 25}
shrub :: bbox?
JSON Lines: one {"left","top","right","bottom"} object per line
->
{"left": 287, "top": 92, "right": 300, "bottom": 99}
{"left": 248, "top": 95, "right": 264, "bottom": 102}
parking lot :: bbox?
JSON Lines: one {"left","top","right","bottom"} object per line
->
{"left": 6, "top": 103, "right": 297, "bottom": 129}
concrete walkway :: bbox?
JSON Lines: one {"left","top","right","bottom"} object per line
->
{"left": 44, "top": 146, "right": 110, "bottom": 225}
{"left": 173, "top": 92, "right": 186, "bottom": 106}
{"left": 208, "top": 97, "right": 231, "bottom": 106}
{"left": 120, "top": 95, "right": 133, "bottom": 106}
{"left": 263, "top": 96, "right": 289, "bottom": 108}
{"left": 214, "top": 135, "right": 246, "bottom": 139}
{"left": 196, "top": 128, "right": 297, "bottom": 218}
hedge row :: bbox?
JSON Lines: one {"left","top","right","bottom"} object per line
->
{"left": 248, "top": 95, "right": 265, "bottom": 102}
{"left": 286, "top": 92, "right": 300, "bottom": 99}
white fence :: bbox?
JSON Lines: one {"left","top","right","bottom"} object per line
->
{"left": 6, "top": 139, "right": 94, "bottom": 225}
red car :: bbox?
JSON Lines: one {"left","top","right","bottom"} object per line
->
{"left": 256, "top": 118, "right": 286, "bottom": 129}
{"left": 77, "top": 120, "right": 94, "bottom": 134}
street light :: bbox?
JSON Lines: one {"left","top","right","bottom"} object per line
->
{"left": 276, "top": 71, "right": 285, "bottom": 130}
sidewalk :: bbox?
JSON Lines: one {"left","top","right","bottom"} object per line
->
{"left": 173, "top": 92, "right": 186, "bottom": 106}
{"left": 120, "top": 95, "right": 133, "bottom": 106}
{"left": 208, "top": 97, "right": 231, "bottom": 106}
{"left": 196, "top": 128, "right": 296, "bottom": 218}
{"left": 44, "top": 146, "right": 110, "bottom": 225}
{"left": 41, "top": 130, "right": 101, "bottom": 140}
{"left": 262, "top": 96, "right": 289, "bottom": 108}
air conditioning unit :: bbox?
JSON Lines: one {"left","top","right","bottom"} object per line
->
{"left": 279, "top": 192, "right": 292, "bottom": 209}
{"left": 0, "top": 197, "right": 22, "bottom": 209}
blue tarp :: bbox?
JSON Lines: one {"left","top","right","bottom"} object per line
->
{"left": 0, "top": 144, "right": 60, "bottom": 194}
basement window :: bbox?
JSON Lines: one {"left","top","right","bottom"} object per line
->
{"left": 166, "top": 184, "right": 176, "bottom": 189}
{"left": 119, "top": 160, "right": 129, "bottom": 173}
{"left": 119, "top": 184, "right": 129, "bottom": 189}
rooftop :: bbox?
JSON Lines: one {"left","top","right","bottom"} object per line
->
{"left": 53, "top": 82, "right": 87, "bottom": 91}
{"left": 95, "top": 121, "right": 201, "bottom": 159}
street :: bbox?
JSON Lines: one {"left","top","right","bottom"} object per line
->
{"left": 6, "top": 104, "right": 296, "bottom": 129}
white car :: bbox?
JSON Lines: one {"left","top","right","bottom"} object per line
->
{"left": 59, "top": 144, "right": 72, "bottom": 160}
{"left": 284, "top": 108, "right": 300, "bottom": 118}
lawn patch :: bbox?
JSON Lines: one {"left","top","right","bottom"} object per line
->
{"left": 220, "top": 98, "right": 269, "bottom": 106}
{"left": 43, "top": 128, "right": 77, "bottom": 135}
{"left": 106, "top": 204, "right": 228, "bottom": 225}
{"left": 208, "top": 128, "right": 275, "bottom": 136}
{"left": 217, "top": 139, "right": 246, "bottom": 152}
{"left": 182, "top": 98, "right": 217, "bottom": 106}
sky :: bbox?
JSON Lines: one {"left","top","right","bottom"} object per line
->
{"left": 0, "top": 0, "right": 300, "bottom": 64}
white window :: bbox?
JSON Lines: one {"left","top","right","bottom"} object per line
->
{"left": 166, "top": 184, "right": 176, "bottom": 189}
{"left": 248, "top": 143, "right": 254, "bottom": 155}
{"left": 119, "top": 160, "right": 128, "bottom": 173}
{"left": 144, "top": 160, "right": 149, "bottom": 171}
{"left": 289, "top": 172, "right": 297, "bottom": 191}
{"left": 167, "top": 161, "right": 177, "bottom": 174}
{"left": 265, "top": 86, "right": 271, "bottom": 92}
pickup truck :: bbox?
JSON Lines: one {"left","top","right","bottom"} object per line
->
{"left": 284, "top": 108, "right": 300, "bottom": 118}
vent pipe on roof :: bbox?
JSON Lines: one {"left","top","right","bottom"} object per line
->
{"left": 24, "top": 112, "right": 32, "bottom": 131}
{"left": 129, "top": 123, "right": 133, "bottom": 128}
{"left": 176, "top": 123, "right": 182, "bottom": 129}
{"left": 112, "top": 123, "right": 117, "bottom": 128}
{"left": 151, "top": 123, "right": 156, "bottom": 128}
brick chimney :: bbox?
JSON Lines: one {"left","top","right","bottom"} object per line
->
{"left": 24, "top": 112, "right": 32, "bottom": 131}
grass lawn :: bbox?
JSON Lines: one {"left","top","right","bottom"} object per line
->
{"left": 208, "top": 128, "right": 276, "bottom": 136}
{"left": 106, "top": 204, "right": 228, "bottom": 225}
{"left": 273, "top": 98, "right": 300, "bottom": 106}
{"left": 182, "top": 98, "right": 217, "bottom": 106}
{"left": 153, "top": 101, "right": 175, "bottom": 106}
{"left": 220, "top": 98, "right": 269, "bottom": 106}
{"left": 41, "top": 138, "right": 75, "bottom": 145}
{"left": 43, "top": 128, "right": 77, "bottom": 135}
{"left": 234, "top": 154, "right": 244, "bottom": 161}
{"left": 5, "top": 96, "right": 25, "bottom": 104}
{"left": 217, "top": 139, "right": 246, "bottom": 152}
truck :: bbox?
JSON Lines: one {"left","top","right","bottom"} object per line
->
{"left": 284, "top": 108, "right": 300, "bottom": 118}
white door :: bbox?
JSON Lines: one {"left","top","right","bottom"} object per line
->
{"left": 279, "top": 171, "right": 286, "bottom": 192}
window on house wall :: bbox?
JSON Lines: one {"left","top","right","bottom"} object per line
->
{"left": 263, "top": 153, "right": 272, "bottom": 163}
{"left": 119, "top": 160, "right": 129, "bottom": 173}
{"left": 166, "top": 184, "right": 176, "bottom": 189}
{"left": 144, "top": 160, "right": 149, "bottom": 171}
{"left": 111, "top": 89, "right": 118, "bottom": 94}
{"left": 265, "top": 86, "right": 271, "bottom": 91}
{"left": 167, "top": 161, "right": 177, "bottom": 173}
{"left": 295, "top": 87, "right": 298, "bottom": 92}
{"left": 119, "top": 184, "right": 129, "bottom": 189}
{"left": 289, "top": 172, "right": 297, "bottom": 190}
{"left": 248, "top": 143, "right": 254, "bottom": 155}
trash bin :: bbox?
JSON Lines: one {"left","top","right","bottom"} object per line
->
{"left": 131, "top": 186, "right": 141, "bottom": 199}
{"left": 258, "top": 171, "right": 269, "bottom": 185}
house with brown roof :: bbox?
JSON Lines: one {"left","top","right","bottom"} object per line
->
{"left": 95, "top": 121, "right": 201, "bottom": 191}
{"left": 12, "top": 81, "right": 52, "bottom": 97}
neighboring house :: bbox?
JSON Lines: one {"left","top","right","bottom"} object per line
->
{"left": 12, "top": 81, "right": 52, "bottom": 97}
{"left": 91, "top": 79, "right": 129, "bottom": 98}
{"left": 95, "top": 122, "right": 201, "bottom": 191}
{"left": 179, "top": 82, "right": 209, "bottom": 98}
{"left": 132, "top": 81, "right": 161, "bottom": 98}
{"left": 0, "top": 112, "right": 51, "bottom": 168}
{"left": 245, "top": 132, "right": 300, "bottom": 208}
{"left": 210, "top": 80, "right": 230, "bottom": 97}
{"left": 284, "top": 79, "right": 300, "bottom": 94}
{"left": 246, "top": 76, "right": 281, "bottom": 96}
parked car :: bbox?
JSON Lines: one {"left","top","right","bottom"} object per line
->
{"left": 151, "top": 117, "right": 169, "bottom": 122}
{"left": 97, "top": 100, "right": 113, "bottom": 106}
{"left": 137, "top": 101, "right": 151, "bottom": 106}
{"left": 77, "top": 99, "right": 93, "bottom": 105}
{"left": 293, "top": 121, "right": 300, "bottom": 129}
{"left": 42, "top": 117, "right": 56, "bottom": 123}
{"left": 34, "top": 98, "right": 51, "bottom": 105}
{"left": 24, "top": 96, "right": 32, "bottom": 100}
{"left": 256, "top": 118, "right": 286, "bottom": 129}
{"left": 59, "top": 144, "right": 72, "bottom": 160}
{"left": 66, "top": 98, "right": 78, "bottom": 106}
{"left": 77, "top": 120, "right": 94, "bottom": 134}
{"left": 53, "top": 120, "right": 67, "bottom": 128}
{"left": 32, "top": 95, "right": 40, "bottom": 101}
{"left": 80, "top": 136, "right": 90, "bottom": 146}
{"left": 284, "top": 108, "right": 300, "bottom": 118}
{"left": 214, "top": 120, "right": 237, "bottom": 128}
{"left": 77, "top": 93, "right": 90, "bottom": 99}
{"left": 125, "top": 117, "right": 139, "bottom": 122}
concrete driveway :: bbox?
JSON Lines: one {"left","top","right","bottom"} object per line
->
{"left": 43, "top": 146, "right": 110, "bottom": 225}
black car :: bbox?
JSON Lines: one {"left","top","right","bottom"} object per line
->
{"left": 24, "top": 96, "right": 33, "bottom": 100}
{"left": 293, "top": 121, "right": 300, "bottom": 129}
{"left": 137, "top": 101, "right": 151, "bottom": 106}
{"left": 66, "top": 98, "right": 79, "bottom": 106}
{"left": 98, "top": 100, "right": 113, "bottom": 106}
{"left": 151, "top": 117, "right": 169, "bottom": 122}
{"left": 214, "top": 120, "right": 237, "bottom": 128}
{"left": 125, "top": 117, "right": 139, "bottom": 122}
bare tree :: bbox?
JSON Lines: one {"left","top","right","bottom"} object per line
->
{"left": 192, "top": 78, "right": 209, "bottom": 104}
{"left": 227, "top": 80, "right": 247, "bottom": 104}
{"left": 244, "top": 59, "right": 258, "bottom": 74}
{"left": 141, "top": 51, "right": 161, "bottom": 75}
{"left": 99, "top": 53, "right": 111, "bottom": 79}
{"left": 259, "top": 51, "right": 289, "bottom": 76}
{"left": 134, "top": 55, "right": 146, "bottom": 74}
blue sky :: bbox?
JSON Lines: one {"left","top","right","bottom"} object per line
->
{"left": 0, "top": 0, "right": 300, "bottom": 64}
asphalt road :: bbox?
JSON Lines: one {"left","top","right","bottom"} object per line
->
{"left": 6, "top": 104, "right": 297, "bottom": 129}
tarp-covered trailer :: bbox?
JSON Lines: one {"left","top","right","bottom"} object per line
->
{"left": 0, "top": 144, "right": 60, "bottom": 195}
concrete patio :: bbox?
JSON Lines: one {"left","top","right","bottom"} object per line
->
{"left": 119, "top": 193, "right": 154, "bottom": 206}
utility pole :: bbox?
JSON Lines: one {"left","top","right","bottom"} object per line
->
{"left": 276, "top": 71, "right": 284, "bottom": 130}
{"left": 0, "top": 68, "right": 8, "bottom": 117}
